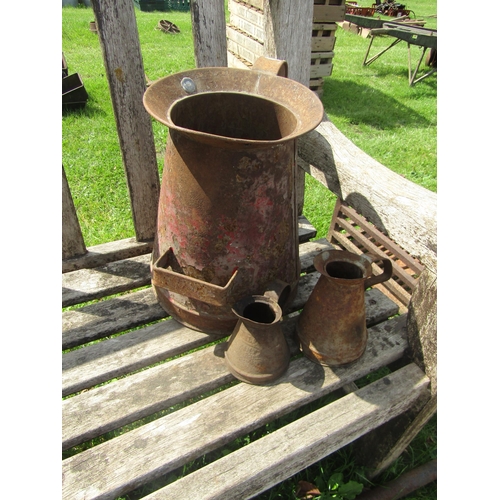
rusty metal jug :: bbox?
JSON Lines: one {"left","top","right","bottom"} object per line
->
{"left": 143, "top": 57, "right": 323, "bottom": 334}
{"left": 297, "top": 249, "right": 393, "bottom": 366}
{"left": 225, "top": 293, "right": 290, "bottom": 385}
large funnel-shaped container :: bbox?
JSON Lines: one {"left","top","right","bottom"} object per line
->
{"left": 144, "top": 58, "right": 324, "bottom": 335}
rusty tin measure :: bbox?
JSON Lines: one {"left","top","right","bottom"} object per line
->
{"left": 144, "top": 58, "right": 324, "bottom": 335}
{"left": 297, "top": 249, "right": 393, "bottom": 366}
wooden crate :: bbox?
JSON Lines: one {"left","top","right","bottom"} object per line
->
{"left": 311, "top": 23, "right": 338, "bottom": 51}
{"left": 227, "top": 50, "right": 253, "bottom": 70}
{"left": 230, "top": 9, "right": 265, "bottom": 43}
{"left": 226, "top": 25, "right": 264, "bottom": 64}
{"left": 229, "top": 0, "right": 264, "bottom": 26}
{"left": 313, "top": 0, "right": 346, "bottom": 23}
{"left": 309, "top": 77, "right": 324, "bottom": 98}
{"left": 233, "top": 0, "right": 263, "bottom": 10}
{"left": 310, "top": 51, "right": 334, "bottom": 78}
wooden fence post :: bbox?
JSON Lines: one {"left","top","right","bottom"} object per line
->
{"left": 262, "top": 0, "right": 313, "bottom": 214}
{"left": 191, "top": 0, "right": 227, "bottom": 67}
{"left": 92, "top": 0, "right": 160, "bottom": 242}
{"left": 62, "top": 165, "right": 87, "bottom": 260}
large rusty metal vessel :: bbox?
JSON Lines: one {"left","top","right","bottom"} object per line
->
{"left": 143, "top": 57, "right": 324, "bottom": 334}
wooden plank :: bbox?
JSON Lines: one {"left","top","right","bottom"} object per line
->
{"left": 227, "top": 36, "right": 261, "bottom": 64}
{"left": 262, "top": 0, "right": 313, "bottom": 87}
{"left": 62, "top": 166, "right": 86, "bottom": 260}
{"left": 312, "top": 23, "right": 338, "bottom": 52}
{"left": 236, "top": 0, "right": 264, "bottom": 10}
{"left": 91, "top": 0, "right": 160, "bottom": 241}
{"left": 331, "top": 231, "right": 413, "bottom": 308}
{"left": 62, "top": 288, "right": 166, "bottom": 350}
{"left": 227, "top": 49, "right": 252, "bottom": 70}
{"left": 62, "top": 315, "right": 409, "bottom": 500}
{"left": 63, "top": 217, "right": 315, "bottom": 305}
{"left": 228, "top": 0, "right": 264, "bottom": 29}
{"left": 333, "top": 217, "right": 419, "bottom": 291}
{"left": 261, "top": 0, "right": 313, "bottom": 215}
{"left": 62, "top": 237, "right": 153, "bottom": 273}
{"left": 310, "top": 51, "right": 334, "bottom": 78}
{"left": 297, "top": 119, "right": 437, "bottom": 265}
{"left": 334, "top": 202, "right": 424, "bottom": 274}
{"left": 63, "top": 343, "right": 233, "bottom": 450}
{"left": 62, "top": 235, "right": 322, "bottom": 351}
{"left": 298, "top": 215, "right": 317, "bottom": 242}
{"left": 226, "top": 25, "right": 264, "bottom": 58}
{"left": 63, "top": 283, "right": 397, "bottom": 396}
{"left": 62, "top": 317, "right": 216, "bottom": 397}
{"left": 313, "top": 4, "right": 346, "bottom": 23}
{"left": 191, "top": 0, "right": 227, "bottom": 67}
{"left": 62, "top": 254, "right": 151, "bottom": 307}
{"left": 143, "top": 364, "right": 429, "bottom": 500}
{"left": 229, "top": 11, "right": 265, "bottom": 42}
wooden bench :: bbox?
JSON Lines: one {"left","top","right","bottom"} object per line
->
{"left": 62, "top": 1, "right": 437, "bottom": 498}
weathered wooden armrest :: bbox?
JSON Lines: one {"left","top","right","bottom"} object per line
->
{"left": 297, "top": 113, "right": 437, "bottom": 272}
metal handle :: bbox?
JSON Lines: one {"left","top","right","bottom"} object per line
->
{"left": 363, "top": 254, "right": 393, "bottom": 289}
{"left": 252, "top": 56, "right": 288, "bottom": 77}
{"left": 152, "top": 248, "right": 239, "bottom": 306}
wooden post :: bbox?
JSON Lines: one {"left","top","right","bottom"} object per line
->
{"left": 62, "top": 166, "right": 87, "bottom": 260}
{"left": 92, "top": 0, "right": 160, "bottom": 242}
{"left": 262, "top": 0, "right": 314, "bottom": 214}
{"left": 191, "top": 0, "right": 227, "bottom": 67}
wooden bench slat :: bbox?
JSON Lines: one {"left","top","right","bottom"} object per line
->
{"left": 62, "top": 318, "right": 218, "bottom": 397}
{"left": 333, "top": 217, "right": 419, "bottom": 291}
{"left": 62, "top": 235, "right": 331, "bottom": 351}
{"left": 62, "top": 288, "right": 167, "bottom": 350}
{"left": 62, "top": 237, "right": 153, "bottom": 274}
{"left": 61, "top": 315, "right": 408, "bottom": 500}
{"left": 63, "top": 305, "right": 403, "bottom": 449}
{"left": 62, "top": 217, "right": 316, "bottom": 311}
{"left": 62, "top": 254, "right": 152, "bottom": 307}
{"left": 143, "top": 363, "right": 429, "bottom": 500}
{"left": 63, "top": 285, "right": 398, "bottom": 396}
{"left": 332, "top": 230, "right": 412, "bottom": 307}
{"left": 335, "top": 203, "right": 424, "bottom": 273}
{"left": 63, "top": 343, "right": 233, "bottom": 450}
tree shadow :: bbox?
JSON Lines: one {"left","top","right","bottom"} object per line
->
{"left": 321, "top": 77, "right": 435, "bottom": 130}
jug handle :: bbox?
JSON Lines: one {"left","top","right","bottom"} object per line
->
{"left": 151, "top": 248, "right": 240, "bottom": 306}
{"left": 252, "top": 56, "right": 288, "bottom": 78}
{"left": 363, "top": 254, "right": 393, "bottom": 289}
{"left": 263, "top": 280, "right": 291, "bottom": 309}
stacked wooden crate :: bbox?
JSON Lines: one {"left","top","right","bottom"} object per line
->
{"left": 227, "top": 0, "right": 346, "bottom": 97}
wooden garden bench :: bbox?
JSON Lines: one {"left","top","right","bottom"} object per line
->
{"left": 62, "top": 1, "right": 437, "bottom": 498}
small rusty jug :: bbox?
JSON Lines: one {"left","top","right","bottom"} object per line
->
{"left": 297, "top": 250, "right": 392, "bottom": 366}
{"left": 225, "top": 292, "right": 290, "bottom": 385}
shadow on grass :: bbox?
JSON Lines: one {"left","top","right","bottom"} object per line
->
{"left": 321, "top": 77, "right": 436, "bottom": 130}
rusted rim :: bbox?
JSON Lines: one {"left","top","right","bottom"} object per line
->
{"left": 143, "top": 67, "right": 324, "bottom": 147}
{"left": 313, "top": 249, "right": 372, "bottom": 282}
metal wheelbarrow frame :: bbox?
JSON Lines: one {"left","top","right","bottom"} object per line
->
{"left": 363, "top": 23, "right": 437, "bottom": 86}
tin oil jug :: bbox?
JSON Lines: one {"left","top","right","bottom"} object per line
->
{"left": 225, "top": 292, "right": 290, "bottom": 385}
{"left": 297, "top": 249, "right": 393, "bottom": 366}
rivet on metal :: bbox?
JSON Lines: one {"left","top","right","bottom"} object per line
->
{"left": 181, "top": 77, "right": 197, "bottom": 94}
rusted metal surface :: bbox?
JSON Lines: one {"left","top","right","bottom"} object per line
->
{"left": 225, "top": 294, "right": 290, "bottom": 385}
{"left": 144, "top": 58, "right": 323, "bottom": 334}
{"left": 297, "top": 249, "right": 392, "bottom": 366}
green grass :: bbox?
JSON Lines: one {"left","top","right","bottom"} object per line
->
{"left": 62, "top": 2, "right": 437, "bottom": 498}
